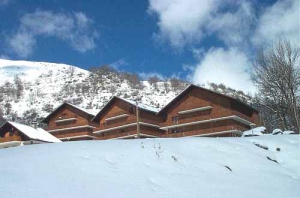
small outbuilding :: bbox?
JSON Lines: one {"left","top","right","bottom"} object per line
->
{"left": 0, "top": 121, "right": 61, "bottom": 149}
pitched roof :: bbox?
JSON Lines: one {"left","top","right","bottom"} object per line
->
{"left": 42, "top": 102, "right": 98, "bottom": 123}
{"left": 2, "top": 121, "right": 61, "bottom": 143}
{"left": 157, "top": 84, "right": 258, "bottom": 115}
{"left": 92, "top": 96, "right": 160, "bottom": 122}
{"left": 121, "top": 98, "right": 160, "bottom": 113}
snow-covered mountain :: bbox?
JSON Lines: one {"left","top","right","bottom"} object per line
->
{"left": 0, "top": 59, "right": 89, "bottom": 86}
{"left": 0, "top": 59, "right": 253, "bottom": 125}
{"left": 0, "top": 59, "right": 183, "bottom": 124}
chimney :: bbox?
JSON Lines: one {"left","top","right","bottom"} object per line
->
{"left": 32, "top": 122, "right": 37, "bottom": 129}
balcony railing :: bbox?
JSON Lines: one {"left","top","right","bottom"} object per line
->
{"left": 96, "top": 130, "right": 162, "bottom": 140}
{"left": 231, "top": 110, "right": 255, "bottom": 124}
{"left": 105, "top": 110, "right": 129, "bottom": 119}
{"left": 100, "top": 118, "right": 159, "bottom": 130}
{"left": 160, "top": 112, "right": 255, "bottom": 130}
{"left": 97, "top": 131, "right": 137, "bottom": 140}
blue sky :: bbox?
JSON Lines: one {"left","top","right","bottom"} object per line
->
{"left": 0, "top": 0, "right": 299, "bottom": 92}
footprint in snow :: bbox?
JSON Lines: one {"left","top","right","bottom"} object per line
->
{"left": 105, "top": 155, "right": 116, "bottom": 164}
{"left": 148, "top": 177, "right": 162, "bottom": 187}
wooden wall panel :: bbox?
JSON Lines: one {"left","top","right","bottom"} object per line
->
{"left": 161, "top": 86, "right": 259, "bottom": 137}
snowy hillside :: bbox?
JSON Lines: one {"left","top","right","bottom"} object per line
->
{"left": 0, "top": 136, "right": 299, "bottom": 198}
{"left": 0, "top": 59, "right": 183, "bottom": 124}
{"left": 0, "top": 59, "right": 89, "bottom": 84}
{"left": 0, "top": 59, "right": 254, "bottom": 126}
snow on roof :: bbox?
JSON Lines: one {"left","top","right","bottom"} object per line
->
{"left": 242, "top": 126, "right": 266, "bottom": 137}
{"left": 272, "top": 129, "right": 283, "bottom": 135}
{"left": 121, "top": 98, "right": 160, "bottom": 113}
{"left": 282, "top": 131, "right": 296, "bottom": 135}
{"left": 8, "top": 122, "right": 61, "bottom": 143}
{"left": 158, "top": 84, "right": 258, "bottom": 114}
{"left": 66, "top": 103, "right": 98, "bottom": 116}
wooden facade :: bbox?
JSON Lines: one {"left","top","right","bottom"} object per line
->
{"left": 0, "top": 123, "right": 27, "bottom": 145}
{"left": 158, "top": 85, "right": 259, "bottom": 137}
{"left": 42, "top": 103, "right": 98, "bottom": 141}
{"left": 0, "top": 121, "right": 60, "bottom": 149}
{"left": 42, "top": 84, "right": 259, "bottom": 140}
{"left": 92, "top": 97, "right": 165, "bottom": 139}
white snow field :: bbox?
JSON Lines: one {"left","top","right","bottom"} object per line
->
{"left": 0, "top": 136, "right": 299, "bottom": 198}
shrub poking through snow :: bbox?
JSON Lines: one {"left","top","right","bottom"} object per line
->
{"left": 224, "top": 166, "right": 232, "bottom": 172}
{"left": 267, "top": 156, "right": 278, "bottom": 164}
{"left": 253, "top": 142, "right": 268, "bottom": 150}
{"left": 272, "top": 129, "right": 283, "bottom": 135}
{"left": 242, "top": 127, "right": 266, "bottom": 137}
{"left": 153, "top": 140, "right": 164, "bottom": 158}
{"left": 171, "top": 156, "right": 178, "bottom": 162}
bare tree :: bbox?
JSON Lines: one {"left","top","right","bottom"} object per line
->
{"left": 252, "top": 40, "right": 300, "bottom": 132}
{"left": 42, "top": 103, "right": 54, "bottom": 113}
{"left": 163, "top": 82, "right": 170, "bottom": 93}
{"left": 170, "top": 77, "right": 181, "bottom": 91}
{"left": 28, "top": 91, "right": 36, "bottom": 105}
{"left": 14, "top": 75, "right": 24, "bottom": 99}
{"left": 0, "top": 106, "right": 5, "bottom": 125}
{"left": 4, "top": 102, "right": 12, "bottom": 115}
{"left": 68, "top": 66, "right": 75, "bottom": 77}
{"left": 127, "top": 73, "right": 142, "bottom": 89}
{"left": 148, "top": 76, "right": 161, "bottom": 89}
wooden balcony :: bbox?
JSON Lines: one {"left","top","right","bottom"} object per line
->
{"left": 160, "top": 111, "right": 254, "bottom": 129}
{"left": 55, "top": 131, "right": 96, "bottom": 140}
{"left": 162, "top": 129, "right": 241, "bottom": 138}
{"left": 231, "top": 110, "right": 256, "bottom": 125}
{"left": 96, "top": 129, "right": 161, "bottom": 140}
{"left": 99, "top": 118, "right": 160, "bottom": 131}
{"left": 97, "top": 131, "right": 137, "bottom": 140}
{"left": 105, "top": 110, "right": 129, "bottom": 119}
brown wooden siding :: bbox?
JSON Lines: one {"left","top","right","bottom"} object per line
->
{"left": 42, "top": 85, "right": 259, "bottom": 140}
{"left": 95, "top": 99, "right": 164, "bottom": 139}
{"left": 46, "top": 105, "right": 97, "bottom": 140}
{"left": 0, "top": 135, "right": 22, "bottom": 143}
{"left": 0, "top": 124, "right": 29, "bottom": 143}
{"left": 97, "top": 126, "right": 137, "bottom": 140}
{"left": 51, "top": 128, "right": 94, "bottom": 139}
{"left": 160, "top": 86, "right": 259, "bottom": 137}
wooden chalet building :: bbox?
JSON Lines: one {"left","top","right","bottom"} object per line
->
{"left": 42, "top": 103, "right": 99, "bottom": 141}
{"left": 41, "top": 84, "right": 260, "bottom": 140}
{"left": 92, "top": 96, "right": 165, "bottom": 139}
{"left": 158, "top": 84, "right": 259, "bottom": 137}
{"left": 0, "top": 121, "right": 61, "bottom": 149}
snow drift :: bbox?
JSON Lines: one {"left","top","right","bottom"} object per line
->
{"left": 0, "top": 136, "right": 299, "bottom": 198}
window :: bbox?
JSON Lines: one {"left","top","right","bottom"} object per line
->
{"left": 172, "top": 116, "right": 179, "bottom": 125}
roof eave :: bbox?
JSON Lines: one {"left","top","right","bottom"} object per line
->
{"left": 91, "top": 96, "right": 117, "bottom": 122}
{"left": 157, "top": 84, "right": 258, "bottom": 115}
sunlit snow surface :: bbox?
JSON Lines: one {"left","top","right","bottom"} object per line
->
{"left": 0, "top": 136, "right": 299, "bottom": 198}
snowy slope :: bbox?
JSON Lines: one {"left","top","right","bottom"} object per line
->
{"left": 0, "top": 59, "right": 180, "bottom": 122}
{"left": 0, "top": 136, "right": 299, "bottom": 198}
{"left": 0, "top": 59, "right": 88, "bottom": 85}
